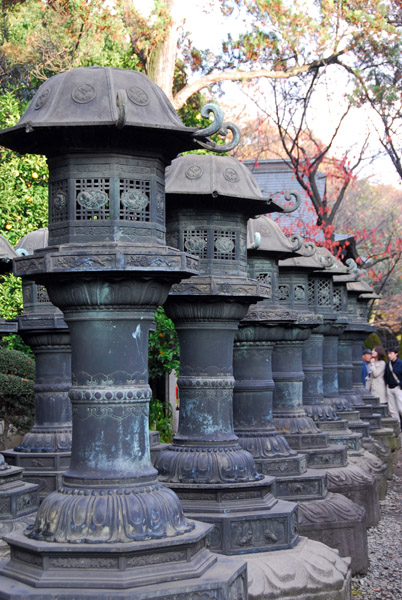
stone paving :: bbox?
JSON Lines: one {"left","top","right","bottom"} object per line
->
{"left": 352, "top": 449, "right": 402, "bottom": 599}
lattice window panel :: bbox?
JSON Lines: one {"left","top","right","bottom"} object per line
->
{"left": 50, "top": 180, "right": 68, "bottom": 223}
{"left": 183, "top": 229, "right": 208, "bottom": 258}
{"left": 278, "top": 284, "right": 290, "bottom": 302}
{"left": 307, "top": 280, "right": 315, "bottom": 306}
{"left": 119, "top": 179, "right": 150, "bottom": 221}
{"left": 75, "top": 178, "right": 110, "bottom": 220}
{"left": 213, "top": 230, "right": 236, "bottom": 260}
{"left": 36, "top": 285, "right": 50, "bottom": 304}
{"left": 333, "top": 288, "right": 342, "bottom": 312}
{"left": 317, "top": 279, "right": 331, "bottom": 306}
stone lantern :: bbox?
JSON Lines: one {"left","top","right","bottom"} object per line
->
{"left": 301, "top": 251, "right": 364, "bottom": 449}
{"left": 2, "top": 229, "right": 72, "bottom": 500}
{"left": 154, "top": 157, "right": 353, "bottom": 598}
{"left": 0, "top": 237, "right": 40, "bottom": 560}
{"left": 0, "top": 67, "right": 247, "bottom": 599}
{"left": 332, "top": 272, "right": 395, "bottom": 478}
{"left": 345, "top": 278, "right": 397, "bottom": 451}
{"left": 277, "top": 252, "right": 380, "bottom": 528}
{"left": 232, "top": 217, "right": 368, "bottom": 575}
{"left": 156, "top": 154, "right": 298, "bottom": 549}
{"left": 306, "top": 249, "right": 388, "bottom": 498}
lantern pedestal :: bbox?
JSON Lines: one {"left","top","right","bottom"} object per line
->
{"left": 0, "top": 66, "right": 250, "bottom": 599}
{"left": 233, "top": 311, "right": 368, "bottom": 574}
{"left": 156, "top": 293, "right": 300, "bottom": 556}
{"left": 3, "top": 316, "right": 72, "bottom": 500}
{"left": 0, "top": 321, "right": 40, "bottom": 560}
{"left": 0, "top": 459, "right": 39, "bottom": 561}
{"left": 0, "top": 523, "right": 248, "bottom": 599}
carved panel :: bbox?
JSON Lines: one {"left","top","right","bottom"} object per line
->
{"left": 294, "top": 284, "right": 306, "bottom": 302}
{"left": 126, "top": 550, "right": 186, "bottom": 567}
{"left": 184, "top": 229, "right": 208, "bottom": 257}
{"left": 230, "top": 517, "right": 286, "bottom": 550}
{"left": 74, "top": 178, "right": 110, "bottom": 220}
{"left": 16, "top": 492, "right": 37, "bottom": 511}
{"left": 256, "top": 272, "right": 272, "bottom": 298}
{"left": 214, "top": 230, "right": 236, "bottom": 260}
{"left": 278, "top": 284, "right": 290, "bottom": 302}
{"left": 50, "top": 179, "right": 68, "bottom": 223}
{"left": 49, "top": 557, "right": 118, "bottom": 568}
{"left": 119, "top": 178, "right": 150, "bottom": 221}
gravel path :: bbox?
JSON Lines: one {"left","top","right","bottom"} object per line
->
{"left": 352, "top": 450, "right": 402, "bottom": 599}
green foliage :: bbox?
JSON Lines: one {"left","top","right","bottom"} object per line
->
{"left": 2, "top": 333, "right": 33, "bottom": 356}
{"left": 364, "top": 332, "right": 383, "bottom": 350}
{"left": 0, "top": 346, "right": 35, "bottom": 449}
{"left": 0, "top": 92, "right": 48, "bottom": 321}
{"left": 149, "top": 397, "right": 173, "bottom": 443}
{"left": 148, "top": 306, "right": 179, "bottom": 379}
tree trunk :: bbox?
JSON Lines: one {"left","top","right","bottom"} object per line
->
{"left": 147, "top": 0, "right": 182, "bottom": 101}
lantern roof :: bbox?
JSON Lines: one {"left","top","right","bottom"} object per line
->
{"left": 0, "top": 68, "right": 237, "bottom": 158}
{"left": 247, "top": 215, "right": 303, "bottom": 256}
{"left": 165, "top": 154, "right": 284, "bottom": 217}
{"left": 15, "top": 228, "right": 48, "bottom": 255}
{"left": 278, "top": 245, "right": 325, "bottom": 271}
{"left": 346, "top": 279, "right": 375, "bottom": 294}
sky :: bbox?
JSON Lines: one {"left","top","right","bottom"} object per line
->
{"left": 134, "top": 0, "right": 400, "bottom": 189}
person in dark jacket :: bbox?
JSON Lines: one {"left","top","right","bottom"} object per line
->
{"left": 384, "top": 347, "right": 402, "bottom": 420}
{"left": 362, "top": 348, "right": 372, "bottom": 386}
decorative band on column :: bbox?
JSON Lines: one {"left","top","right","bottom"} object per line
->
{"left": 69, "top": 387, "right": 152, "bottom": 403}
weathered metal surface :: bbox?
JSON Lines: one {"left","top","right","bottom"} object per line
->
{"left": 0, "top": 67, "right": 239, "bottom": 158}
{"left": 2, "top": 230, "right": 72, "bottom": 499}
{"left": 0, "top": 320, "right": 39, "bottom": 560}
{"left": 0, "top": 66, "right": 246, "bottom": 600}
{"left": 154, "top": 154, "right": 302, "bottom": 561}
{"left": 231, "top": 218, "right": 367, "bottom": 574}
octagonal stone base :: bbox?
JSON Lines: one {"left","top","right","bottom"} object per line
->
{"left": 168, "top": 478, "right": 299, "bottom": 555}
{"left": 2, "top": 450, "right": 70, "bottom": 501}
{"left": 362, "top": 438, "right": 394, "bottom": 480}
{"left": 245, "top": 536, "right": 351, "bottom": 599}
{"left": 381, "top": 417, "right": 401, "bottom": 447}
{"left": 274, "top": 469, "right": 327, "bottom": 502}
{"left": 347, "top": 449, "right": 388, "bottom": 500}
{"left": 326, "top": 465, "right": 379, "bottom": 527}
{"left": 370, "top": 426, "right": 398, "bottom": 452}
{"left": 298, "top": 492, "right": 368, "bottom": 575}
{"left": 303, "top": 444, "right": 348, "bottom": 469}
{"left": 0, "top": 522, "right": 247, "bottom": 599}
{"left": 0, "top": 466, "right": 39, "bottom": 521}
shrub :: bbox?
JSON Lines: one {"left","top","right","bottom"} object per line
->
{"left": 363, "top": 332, "right": 382, "bottom": 350}
{"left": 0, "top": 346, "right": 35, "bottom": 449}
